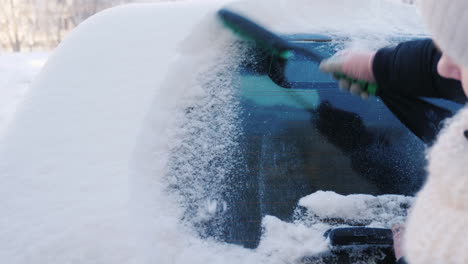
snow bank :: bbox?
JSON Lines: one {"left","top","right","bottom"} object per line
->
{"left": 0, "top": 53, "right": 48, "bottom": 136}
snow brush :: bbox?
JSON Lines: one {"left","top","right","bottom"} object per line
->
{"left": 217, "top": 8, "right": 378, "bottom": 96}
{"left": 218, "top": 8, "right": 456, "bottom": 144}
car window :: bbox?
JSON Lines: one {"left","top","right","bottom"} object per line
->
{"left": 168, "top": 37, "right": 437, "bottom": 263}
{"left": 222, "top": 39, "right": 428, "bottom": 252}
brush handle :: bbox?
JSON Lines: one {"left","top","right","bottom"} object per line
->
{"left": 218, "top": 9, "right": 378, "bottom": 95}
{"left": 334, "top": 72, "right": 378, "bottom": 96}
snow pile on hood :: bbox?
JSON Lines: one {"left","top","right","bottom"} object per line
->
{"left": 0, "top": 2, "right": 226, "bottom": 264}
{"left": 254, "top": 191, "right": 413, "bottom": 263}
{"left": 297, "top": 191, "right": 412, "bottom": 227}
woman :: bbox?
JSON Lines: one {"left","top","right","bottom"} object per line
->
{"left": 321, "top": 0, "right": 468, "bottom": 263}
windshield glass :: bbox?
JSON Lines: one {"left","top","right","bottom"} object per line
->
{"left": 224, "top": 40, "right": 427, "bottom": 251}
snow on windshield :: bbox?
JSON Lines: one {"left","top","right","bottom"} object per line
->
{"left": 132, "top": 0, "right": 423, "bottom": 263}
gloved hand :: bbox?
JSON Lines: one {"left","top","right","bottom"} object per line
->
{"left": 319, "top": 51, "right": 376, "bottom": 100}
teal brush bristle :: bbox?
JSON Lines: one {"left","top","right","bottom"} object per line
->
{"left": 220, "top": 19, "right": 293, "bottom": 59}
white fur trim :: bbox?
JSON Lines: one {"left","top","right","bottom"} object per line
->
{"left": 405, "top": 106, "right": 468, "bottom": 264}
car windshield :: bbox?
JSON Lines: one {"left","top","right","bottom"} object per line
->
{"left": 168, "top": 35, "right": 444, "bottom": 263}
{"left": 223, "top": 37, "right": 428, "bottom": 250}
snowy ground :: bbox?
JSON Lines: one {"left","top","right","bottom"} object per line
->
{"left": 0, "top": 53, "right": 48, "bottom": 135}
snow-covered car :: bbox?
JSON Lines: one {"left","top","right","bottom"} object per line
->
{"left": 1, "top": 1, "right": 458, "bottom": 264}
{"left": 144, "top": 32, "right": 429, "bottom": 263}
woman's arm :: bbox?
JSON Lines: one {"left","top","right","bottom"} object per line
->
{"left": 373, "top": 38, "right": 467, "bottom": 103}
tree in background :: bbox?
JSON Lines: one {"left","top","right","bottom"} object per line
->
{"left": 0, "top": 0, "right": 38, "bottom": 52}
{"left": 0, "top": 0, "right": 134, "bottom": 52}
